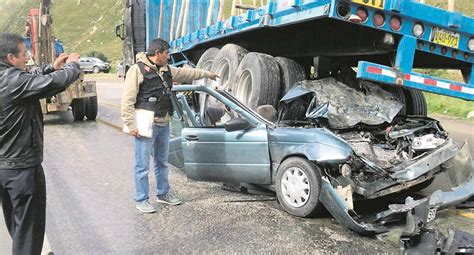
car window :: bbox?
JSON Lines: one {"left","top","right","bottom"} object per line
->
{"left": 196, "top": 92, "right": 240, "bottom": 128}
{"left": 176, "top": 91, "right": 241, "bottom": 128}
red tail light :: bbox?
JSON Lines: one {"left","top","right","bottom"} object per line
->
{"left": 389, "top": 16, "right": 402, "bottom": 31}
{"left": 373, "top": 12, "right": 385, "bottom": 27}
{"left": 356, "top": 8, "right": 368, "bottom": 23}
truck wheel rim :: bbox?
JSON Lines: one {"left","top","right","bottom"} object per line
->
{"left": 281, "top": 167, "right": 310, "bottom": 208}
{"left": 236, "top": 70, "right": 252, "bottom": 106}
{"left": 195, "top": 60, "right": 214, "bottom": 87}
{"left": 213, "top": 60, "right": 230, "bottom": 90}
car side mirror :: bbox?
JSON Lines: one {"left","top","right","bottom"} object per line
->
{"left": 224, "top": 117, "right": 255, "bottom": 132}
{"left": 115, "top": 24, "right": 127, "bottom": 40}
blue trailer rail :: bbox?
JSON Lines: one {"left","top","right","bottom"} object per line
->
{"left": 143, "top": 0, "right": 474, "bottom": 101}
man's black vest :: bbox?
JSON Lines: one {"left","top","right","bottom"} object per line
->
{"left": 134, "top": 62, "right": 174, "bottom": 117}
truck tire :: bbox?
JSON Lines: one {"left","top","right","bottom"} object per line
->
{"left": 275, "top": 157, "right": 325, "bottom": 218}
{"left": 131, "top": 0, "right": 147, "bottom": 54}
{"left": 383, "top": 86, "right": 407, "bottom": 115}
{"left": 404, "top": 89, "right": 427, "bottom": 116}
{"left": 85, "top": 96, "right": 98, "bottom": 121}
{"left": 196, "top": 47, "right": 220, "bottom": 70}
{"left": 210, "top": 44, "right": 248, "bottom": 92}
{"left": 274, "top": 57, "right": 305, "bottom": 95}
{"left": 233, "top": 52, "right": 281, "bottom": 109}
{"left": 193, "top": 47, "right": 220, "bottom": 86}
{"left": 71, "top": 98, "right": 86, "bottom": 121}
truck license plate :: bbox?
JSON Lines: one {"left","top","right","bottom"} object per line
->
{"left": 431, "top": 27, "right": 460, "bottom": 49}
{"left": 351, "top": 0, "right": 385, "bottom": 9}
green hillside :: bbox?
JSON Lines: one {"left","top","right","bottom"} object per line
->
{"left": 50, "top": 0, "right": 124, "bottom": 64}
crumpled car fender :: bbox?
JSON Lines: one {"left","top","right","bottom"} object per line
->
{"left": 269, "top": 127, "right": 352, "bottom": 165}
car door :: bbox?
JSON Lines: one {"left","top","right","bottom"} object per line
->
{"left": 179, "top": 90, "right": 272, "bottom": 185}
{"left": 80, "top": 59, "right": 92, "bottom": 72}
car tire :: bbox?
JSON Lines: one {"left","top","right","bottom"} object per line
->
{"left": 404, "top": 89, "right": 427, "bottom": 116}
{"left": 85, "top": 96, "right": 98, "bottom": 121}
{"left": 210, "top": 44, "right": 248, "bottom": 91}
{"left": 71, "top": 98, "right": 86, "bottom": 121}
{"left": 92, "top": 66, "right": 100, "bottom": 74}
{"left": 233, "top": 52, "right": 281, "bottom": 109}
{"left": 275, "top": 157, "right": 325, "bottom": 218}
{"left": 274, "top": 57, "right": 305, "bottom": 95}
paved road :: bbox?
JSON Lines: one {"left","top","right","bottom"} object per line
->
{"left": 1, "top": 77, "right": 473, "bottom": 254}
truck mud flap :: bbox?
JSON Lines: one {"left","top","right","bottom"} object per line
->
{"left": 319, "top": 177, "right": 388, "bottom": 236}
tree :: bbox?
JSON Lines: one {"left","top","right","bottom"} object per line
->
{"left": 85, "top": 51, "right": 109, "bottom": 63}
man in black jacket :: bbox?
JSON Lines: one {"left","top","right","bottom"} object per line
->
{"left": 0, "top": 33, "right": 81, "bottom": 254}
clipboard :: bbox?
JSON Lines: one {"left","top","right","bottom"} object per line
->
{"left": 123, "top": 109, "right": 155, "bottom": 138}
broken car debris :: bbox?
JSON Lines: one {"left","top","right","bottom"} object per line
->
{"left": 275, "top": 77, "right": 474, "bottom": 235}
{"left": 170, "top": 76, "right": 474, "bottom": 238}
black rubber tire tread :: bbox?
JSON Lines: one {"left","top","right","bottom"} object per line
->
{"left": 210, "top": 44, "right": 248, "bottom": 92}
{"left": 384, "top": 86, "right": 407, "bottom": 115}
{"left": 72, "top": 98, "right": 86, "bottom": 121}
{"left": 85, "top": 96, "right": 98, "bottom": 121}
{"left": 131, "top": 0, "right": 147, "bottom": 54}
{"left": 280, "top": 99, "right": 307, "bottom": 121}
{"left": 274, "top": 57, "right": 306, "bottom": 95}
{"left": 196, "top": 47, "right": 220, "bottom": 70}
{"left": 275, "top": 157, "right": 325, "bottom": 218}
{"left": 404, "top": 88, "right": 427, "bottom": 116}
{"left": 233, "top": 52, "right": 281, "bottom": 109}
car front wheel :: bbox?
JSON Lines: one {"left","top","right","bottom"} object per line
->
{"left": 276, "top": 157, "right": 325, "bottom": 218}
{"left": 92, "top": 66, "right": 100, "bottom": 73}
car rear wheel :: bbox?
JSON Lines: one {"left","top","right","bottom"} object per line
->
{"left": 276, "top": 157, "right": 325, "bottom": 218}
{"left": 92, "top": 66, "right": 100, "bottom": 74}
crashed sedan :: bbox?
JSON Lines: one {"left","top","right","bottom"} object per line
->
{"left": 168, "top": 79, "right": 473, "bottom": 235}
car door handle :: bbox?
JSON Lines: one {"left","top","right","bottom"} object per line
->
{"left": 185, "top": 135, "right": 199, "bottom": 141}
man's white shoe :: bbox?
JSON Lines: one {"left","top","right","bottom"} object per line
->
{"left": 157, "top": 193, "right": 181, "bottom": 205}
{"left": 136, "top": 200, "right": 156, "bottom": 213}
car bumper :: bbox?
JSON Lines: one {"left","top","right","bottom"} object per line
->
{"left": 320, "top": 142, "right": 473, "bottom": 235}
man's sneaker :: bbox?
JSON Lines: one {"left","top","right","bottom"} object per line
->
{"left": 136, "top": 200, "right": 156, "bottom": 213}
{"left": 157, "top": 193, "right": 182, "bottom": 205}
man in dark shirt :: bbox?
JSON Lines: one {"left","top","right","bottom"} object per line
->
{"left": 0, "top": 33, "right": 81, "bottom": 255}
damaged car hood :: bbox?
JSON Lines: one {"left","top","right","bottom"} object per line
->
{"left": 280, "top": 78, "right": 403, "bottom": 129}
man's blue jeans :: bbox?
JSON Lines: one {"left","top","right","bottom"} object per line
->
{"left": 134, "top": 124, "right": 170, "bottom": 203}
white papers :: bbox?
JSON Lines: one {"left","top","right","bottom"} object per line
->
{"left": 123, "top": 109, "right": 154, "bottom": 138}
